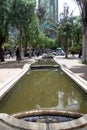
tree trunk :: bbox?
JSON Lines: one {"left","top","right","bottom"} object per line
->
{"left": 79, "top": 1, "right": 87, "bottom": 64}
{"left": 19, "top": 28, "right": 23, "bottom": 60}
{"left": 0, "top": 36, "right": 5, "bottom": 62}
{"left": 82, "top": 24, "right": 87, "bottom": 64}
{"left": 63, "top": 37, "right": 68, "bottom": 58}
{"left": 0, "top": 46, "right": 4, "bottom": 62}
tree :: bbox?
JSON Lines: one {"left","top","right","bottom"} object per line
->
{"left": 74, "top": 0, "right": 87, "bottom": 63}
{"left": 58, "top": 4, "right": 73, "bottom": 58}
{"left": 0, "top": 0, "right": 36, "bottom": 61}
{"left": 23, "top": 15, "right": 40, "bottom": 54}
{"left": 71, "top": 16, "right": 82, "bottom": 46}
{"left": 0, "top": 0, "right": 11, "bottom": 61}
{"left": 9, "top": 0, "right": 36, "bottom": 58}
{"left": 37, "top": 5, "right": 46, "bottom": 23}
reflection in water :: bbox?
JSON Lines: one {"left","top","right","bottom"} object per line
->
{"left": 57, "top": 91, "right": 64, "bottom": 109}
{"left": 35, "top": 91, "right": 80, "bottom": 112}
{"left": 65, "top": 103, "right": 80, "bottom": 111}
{"left": 66, "top": 98, "right": 80, "bottom": 111}
{"left": 35, "top": 104, "right": 41, "bottom": 109}
{"left": 56, "top": 91, "right": 80, "bottom": 111}
{"left": 0, "top": 70, "right": 87, "bottom": 114}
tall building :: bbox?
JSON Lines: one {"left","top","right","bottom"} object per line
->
{"left": 38, "top": 0, "right": 58, "bottom": 22}
{"left": 50, "top": 0, "right": 58, "bottom": 21}
{"left": 38, "top": 0, "right": 58, "bottom": 38}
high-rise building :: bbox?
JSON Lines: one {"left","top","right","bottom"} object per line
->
{"left": 38, "top": 0, "right": 58, "bottom": 22}
{"left": 38, "top": 0, "right": 58, "bottom": 38}
{"left": 50, "top": 0, "right": 58, "bottom": 21}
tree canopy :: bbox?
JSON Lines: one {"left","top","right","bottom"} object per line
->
{"left": 74, "top": 0, "right": 87, "bottom": 63}
{"left": 0, "top": 0, "right": 36, "bottom": 61}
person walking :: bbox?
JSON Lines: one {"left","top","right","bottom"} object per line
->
{"left": 16, "top": 47, "right": 21, "bottom": 61}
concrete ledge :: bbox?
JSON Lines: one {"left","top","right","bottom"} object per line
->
{"left": 13, "top": 109, "right": 83, "bottom": 119}
{"left": 0, "top": 64, "right": 30, "bottom": 100}
{"left": 0, "top": 113, "right": 87, "bottom": 130}
{"left": 0, "top": 113, "right": 46, "bottom": 130}
{"left": 0, "top": 56, "right": 42, "bottom": 100}
{"left": 54, "top": 58, "right": 87, "bottom": 93}
{"left": 61, "top": 66, "right": 87, "bottom": 93}
{"left": 49, "top": 114, "right": 87, "bottom": 130}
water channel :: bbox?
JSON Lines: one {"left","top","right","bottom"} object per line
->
{"left": 0, "top": 57, "right": 87, "bottom": 115}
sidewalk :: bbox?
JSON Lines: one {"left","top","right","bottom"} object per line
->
{"left": 54, "top": 55, "right": 87, "bottom": 93}
{"left": 54, "top": 55, "right": 87, "bottom": 81}
{"left": 0, "top": 56, "right": 41, "bottom": 85}
{"left": 0, "top": 55, "right": 87, "bottom": 84}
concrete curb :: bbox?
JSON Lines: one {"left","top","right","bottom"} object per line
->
{"left": 54, "top": 57, "right": 87, "bottom": 94}
{"left": 0, "top": 113, "right": 87, "bottom": 130}
{"left": 0, "top": 56, "right": 42, "bottom": 100}
{"left": 0, "top": 64, "right": 30, "bottom": 100}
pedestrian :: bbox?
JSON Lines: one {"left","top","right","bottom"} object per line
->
{"left": 16, "top": 47, "right": 21, "bottom": 61}
{"left": 78, "top": 49, "right": 82, "bottom": 58}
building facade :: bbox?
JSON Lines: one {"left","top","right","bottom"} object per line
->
{"left": 38, "top": 0, "right": 58, "bottom": 22}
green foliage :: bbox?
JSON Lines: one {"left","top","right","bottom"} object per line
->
{"left": 0, "top": 0, "right": 36, "bottom": 43}
{"left": 0, "top": 0, "right": 36, "bottom": 61}
{"left": 9, "top": 0, "right": 36, "bottom": 55}
{"left": 69, "top": 43, "right": 82, "bottom": 55}
{"left": 36, "top": 5, "right": 46, "bottom": 23}
{"left": 69, "top": 46, "right": 77, "bottom": 55}
{"left": 33, "top": 31, "right": 56, "bottom": 49}
{"left": 0, "top": 0, "right": 11, "bottom": 40}
{"left": 0, "top": 0, "right": 12, "bottom": 61}
{"left": 71, "top": 16, "right": 82, "bottom": 44}
{"left": 23, "top": 14, "right": 40, "bottom": 47}
{"left": 10, "top": 0, "right": 35, "bottom": 28}
{"left": 57, "top": 7, "right": 82, "bottom": 58}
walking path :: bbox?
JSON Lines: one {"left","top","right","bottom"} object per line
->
{"left": 0, "top": 57, "right": 36, "bottom": 85}
{"left": 54, "top": 55, "right": 87, "bottom": 81}
{"left": 54, "top": 55, "right": 87, "bottom": 94}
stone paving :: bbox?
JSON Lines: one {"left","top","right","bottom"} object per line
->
{"left": 0, "top": 57, "right": 36, "bottom": 85}
{"left": 54, "top": 55, "right": 87, "bottom": 81}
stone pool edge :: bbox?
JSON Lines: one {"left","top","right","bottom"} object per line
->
{"left": 0, "top": 56, "right": 87, "bottom": 129}
{"left": 54, "top": 58, "right": 87, "bottom": 94}
{"left": 0, "top": 56, "right": 42, "bottom": 101}
{"left": 0, "top": 64, "right": 31, "bottom": 101}
{"left": 0, "top": 113, "right": 87, "bottom": 129}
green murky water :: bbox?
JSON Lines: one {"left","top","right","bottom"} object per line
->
{"left": 0, "top": 69, "right": 87, "bottom": 114}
